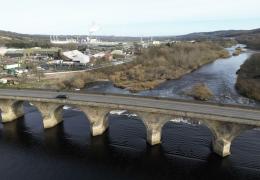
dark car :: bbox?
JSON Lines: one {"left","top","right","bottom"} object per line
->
{"left": 55, "top": 94, "right": 68, "bottom": 99}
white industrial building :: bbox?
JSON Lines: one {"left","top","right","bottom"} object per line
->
{"left": 0, "top": 48, "right": 24, "bottom": 56}
{"left": 4, "top": 63, "right": 20, "bottom": 70}
{"left": 50, "top": 36, "right": 78, "bottom": 44}
{"left": 62, "top": 50, "right": 90, "bottom": 64}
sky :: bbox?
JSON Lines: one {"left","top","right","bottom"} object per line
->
{"left": 0, "top": 0, "right": 260, "bottom": 36}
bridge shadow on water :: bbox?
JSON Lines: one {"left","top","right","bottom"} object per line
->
{"left": 0, "top": 104, "right": 259, "bottom": 180}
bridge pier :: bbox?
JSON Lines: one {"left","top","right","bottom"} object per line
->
{"left": 33, "top": 102, "right": 63, "bottom": 129}
{"left": 138, "top": 112, "right": 172, "bottom": 145}
{"left": 81, "top": 106, "right": 111, "bottom": 136}
{"left": 203, "top": 120, "right": 255, "bottom": 157}
{"left": 0, "top": 99, "right": 24, "bottom": 123}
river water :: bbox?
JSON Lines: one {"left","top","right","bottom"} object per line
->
{"left": 0, "top": 45, "right": 260, "bottom": 180}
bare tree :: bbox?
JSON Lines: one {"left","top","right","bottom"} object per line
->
{"left": 18, "top": 72, "right": 28, "bottom": 83}
{"left": 32, "top": 66, "right": 45, "bottom": 82}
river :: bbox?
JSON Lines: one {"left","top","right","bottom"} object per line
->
{"left": 0, "top": 45, "right": 259, "bottom": 180}
{"left": 86, "top": 45, "right": 259, "bottom": 106}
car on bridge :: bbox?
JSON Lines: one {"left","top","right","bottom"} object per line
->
{"left": 55, "top": 94, "right": 69, "bottom": 99}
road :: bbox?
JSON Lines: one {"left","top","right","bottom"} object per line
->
{"left": 0, "top": 89, "right": 259, "bottom": 122}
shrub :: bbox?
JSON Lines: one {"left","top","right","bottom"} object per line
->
{"left": 70, "top": 78, "right": 85, "bottom": 89}
{"left": 190, "top": 83, "right": 213, "bottom": 101}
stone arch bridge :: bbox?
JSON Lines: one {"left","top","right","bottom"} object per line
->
{"left": 0, "top": 89, "right": 260, "bottom": 157}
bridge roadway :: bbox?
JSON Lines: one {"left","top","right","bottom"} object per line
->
{"left": 0, "top": 89, "right": 259, "bottom": 157}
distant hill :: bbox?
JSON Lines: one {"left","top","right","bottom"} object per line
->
{"left": 0, "top": 30, "right": 142, "bottom": 48}
{"left": 1, "top": 28, "right": 260, "bottom": 49}
{"left": 0, "top": 30, "right": 50, "bottom": 48}
{"left": 174, "top": 28, "right": 260, "bottom": 50}
{"left": 175, "top": 28, "right": 260, "bottom": 40}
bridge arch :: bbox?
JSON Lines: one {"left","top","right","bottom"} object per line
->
{"left": 21, "top": 102, "right": 112, "bottom": 136}
{"left": 134, "top": 111, "right": 173, "bottom": 145}
{"left": 229, "top": 126, "right": 260, "bottom": 155}
{"left": 106, "top": 110, "right": 147, "bottom": 151}
{"left": 161, "top": 118, "right": 212, "bottom": 158}
{"left": 201, "top": 120, "right": 256, "bottom": 157}
{"left": 79, "top": 105, "right": 112, "bottom": 136}
{"left": 0, "top": 99, "right": 25, "bottom": 123}
{"left": 29, "top": 101, "right": 64, "bottom": 129}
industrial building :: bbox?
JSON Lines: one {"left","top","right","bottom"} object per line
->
{"left": 62, "top": 50, "right": 90, "bottom": 64}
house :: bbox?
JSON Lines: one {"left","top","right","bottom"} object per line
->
{"left": 93, "top": 52, "right": 113, "bottom": 61}
{"left": 0, "top": 47, "right": 8, "bottom": 56}
{"left": 0, "top": 76, "right": 18, "bottom": 84}
{"left": 111, "top": 50, "right": 125, "bottom": 59}
{"left": 152, "top": 41, "right": 161, "bottom": 46}
{"left": 4, "top": 49, "right": 24, "bottom": 57}
{"left": 0, "top": 78, "right": 8, "bottom": 84}
{"left": 188, "top": 40, "right": 196, "bottom": 43}
{"left": 15, "top": 69, "right": 28, "bottom": 75}
{"left": 62, "top": 50, "right": 90, "bottom": 64}
{"left": 48, "top": 60, "right": 63, "bottom": 65}
{"left": 104, "top": 53, "right": 113, "bottom": 61}
{"left": 63, "top": 61, "right": 75, "bottom": 66}
{"left": 93, "top": 52, "right": 106, "bottom": 58}
{"left": 111, "top": 50, "right": 124, "bottom": 56}
{"left": 4, "top": 63, "right": 20, "bottom": 70}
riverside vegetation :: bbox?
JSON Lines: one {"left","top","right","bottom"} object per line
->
{"left": 188, "top": 83, "right": 213, "bottom": 101}
{"left": 236, "top": 53, "right": 260, "bottom": 101}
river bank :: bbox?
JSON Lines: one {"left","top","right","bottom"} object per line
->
{"left": 236, "top": 53, "right": 260, "bottom": 101}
